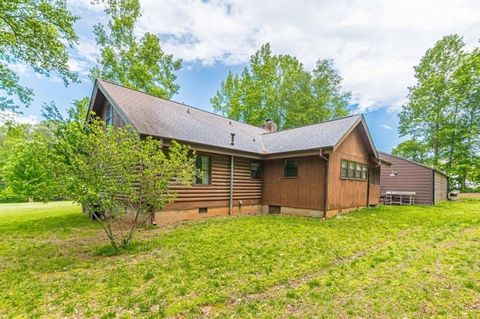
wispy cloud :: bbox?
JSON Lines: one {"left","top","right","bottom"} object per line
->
{"left": 381, "top": 124, "right": 393, "bottom": 130}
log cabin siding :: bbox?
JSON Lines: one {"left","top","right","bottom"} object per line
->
{"left": 263, "top": 156, "right": 325, "bottom": 210}
{"left": 327, "top": 126, "right": 370, "bottom": 210}
{"left": 434, "top": 171, "right": 448, "bottom": 203}
{"left": 165, "top": 153, "right": 262, "bottom": 210}
{"left": 379, "top": 153, "right": 433, "bottom": 205}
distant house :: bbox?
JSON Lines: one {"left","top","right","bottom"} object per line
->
{"left": 379, "top": 152, "right": 449, "bottom": 205}
{"left": 88, "top": 79, "right": 385, "bottom": 224}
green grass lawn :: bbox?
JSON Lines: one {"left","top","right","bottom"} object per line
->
{"left": 1, "top": 201, "right": 480, "bottom": 318}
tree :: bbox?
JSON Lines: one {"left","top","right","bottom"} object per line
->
{"left": 397, "top": 34, "right": 480, "bottom": 190}
{"left": 0, "top": 0, "right": 78, "bottom": 112}
{"left": 0, "top": 122, "right": 58, "bottom": 202}
{"left": 90, "top": 0, "right": 181, "bottom": 99}
{"left": 211, "top": 43, "right": 350, "bottom": 130}
{"left": 391, "top": 139, "right": 429, "bottom": 163}
{"left": 53, "top": 119, "right": 196, "bottom": 248}
{"left": 41, "top": 97, "right": 90, "bottom": 123}
{"left": 448, "top": 47, "right": 480, "bottom": 189}
{"left": 399, "top": 35, "right": 465, "bottom": 168}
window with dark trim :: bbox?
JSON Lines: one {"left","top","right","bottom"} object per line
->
{"left": 284, "top": 158, "right": 299, "bottom": 177}
{"left": 348, "top": 161, "right": 355, "bottom": 178}
{"left": 369, "top": 166, "right": 380, "bottom": 185}
{"left": 250, "top": 161, "right": 261, "bottom": 179}
{"left": 195, "top": 155, "right": 211, "bottom": 185}
{"left": 341, "top": 159, "right": 367, "bottom": 181}
{"left": 362, "top": 164, "right": 368, "bottom": 180}
{"left": 355, "top": 162, "right": 362, "bottom": 179}
{"left": 105, "top": 102, "right": 113, "bottom": 126}
{"left": 341, "top": 159, "right": 348, "bottom": 178}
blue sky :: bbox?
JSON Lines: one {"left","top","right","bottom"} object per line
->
{"left": 8, "top": 0, "right": 480, "bottom": 152}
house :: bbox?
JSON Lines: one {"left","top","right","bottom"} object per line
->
{"left": 379, "top": 152, "right": 449, "bottom": 205}
{"left": 88, "top": 79, "right": 384, "bottom": 224}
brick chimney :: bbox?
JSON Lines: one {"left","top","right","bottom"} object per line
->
{"left": 262, "top": 118, "right": 277, "bottom": 132}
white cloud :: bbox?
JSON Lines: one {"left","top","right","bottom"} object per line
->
{"left": 381, "top": 124, "right": 393, "bottom": 130}
{"left": 134, "top": 0, "right": 480, "bottom": 112}
{"left": 68, "top": 38, "right": 100, "bottom": 78}
{"left": 0, "top": 111, "right": 38, "bottom": 125}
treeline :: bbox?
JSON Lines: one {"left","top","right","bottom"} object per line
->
{"left": 211, "top": 43, "right": 351, "bottom": 130}
{"left": 393, "top": 35, "right": 480, "bottom": 191}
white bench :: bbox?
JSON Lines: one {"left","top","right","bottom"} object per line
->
{"left": 382, "top": 191, "right": 416, "bottom": 205}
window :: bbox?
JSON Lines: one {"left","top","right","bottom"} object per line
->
{"left": 195, "top": 155, "right": 211, "bottom": 184}
{"left": 348, "top": 161, "right": 355, "bottom": 178}
{"left": 369, "top": 167, "right": 380, "bottom": 185}
{"left": 105, "top": 102, "right": 113, "bottom": 126}
{"left": 284, "top": 158, "right": 299, "bottom": 177}
{"left": 341, "top": 159, "right": 367, "bottom": 181}
{"left": 355, "top": 162, "right": 362, "bottom": 179}
{"left": 341, "top": 159, "right": 348, "bottom": 178}
{"left": 250, "top": 161, "right": 261, "bottom": 179}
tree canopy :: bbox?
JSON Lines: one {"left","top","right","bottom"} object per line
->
{"left": 0, "top": 0, "right": 78, "bottom": 112}
{"left": 0, "top": 121, "right": 59, "bottom": 202}
{"left": 397, "top": 34, "right": 480, "bottom": 190}
{"left": 90, "top": 0, "right": 182, "bottom": 99}
{"left": 211, "top": 43, "right": 350, "bottom": 130}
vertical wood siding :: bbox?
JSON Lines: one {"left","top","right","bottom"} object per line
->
{"left": 379, "top": 153, "right": 433, "bottom": 205}
{"left": 97, "top": 100, "right": 126, "bottom": 127}
{"left": 327, "top": 126, "right": 371, "bottom": 210}
{"left": 434, "top": 172, "right": 448, "bottom": 203}
{"left": 263, "top": 156, "right": 325, "bottom": 210}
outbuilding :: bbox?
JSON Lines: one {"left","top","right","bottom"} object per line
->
{"left": 379, "top": 152, "right": 449, "bottom": 205}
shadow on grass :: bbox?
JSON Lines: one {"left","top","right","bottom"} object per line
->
{"left": 94, "top": 241, "right": 144, "bottom": 256}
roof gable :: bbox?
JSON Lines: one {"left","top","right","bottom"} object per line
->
{"left": 379, "top": 152, "right": 448, "bottom": 177}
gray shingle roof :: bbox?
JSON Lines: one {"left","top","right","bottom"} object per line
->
{"left": 96, "top": 79, "right": 365, "bottom": 155}
{"left": 261, "top": 115, "right": 361, "bottom": 154}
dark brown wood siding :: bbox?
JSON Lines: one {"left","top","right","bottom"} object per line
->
{"left": 263, "top": 156, "right": 325, "bottom": 210}
{"left": 327, "top": 126, "right": 371, "bottom": 210}
{"left": 379, "top": 153, "right": 433, "bottom": 205}
{"left": 166, "top": 153, "right": 262, "bottom": 210}
{"left": 434, "top": 172, "right": 448, "bottom": 203}
{"left": 94, "top": 99, "right": 126, "bottom": 127}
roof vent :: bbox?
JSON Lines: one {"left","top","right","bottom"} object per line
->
{"left": 262, "top": 118, "right": 277, "bottom": 132}
{"left": 187, "top": 108, "right": 190, "bottom": 114}
{"left": 229, "top": 120, "right": 232, "bottom": 125}
{"left": 230, "top": 133, "right": 236, "bottom": 146}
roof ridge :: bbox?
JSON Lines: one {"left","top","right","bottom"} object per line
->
{"left": 261, "top": 114, "right": 360, "bottom": 135}
{"left": 97, "top": 79, "right": 269, "bottom": 133}
{"left": 378, "top": 151, "right": 448, "bottom": 176}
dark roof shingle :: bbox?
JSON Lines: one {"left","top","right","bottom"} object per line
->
{"left": 96, "top": 80, "right": 365, "bottom": 155}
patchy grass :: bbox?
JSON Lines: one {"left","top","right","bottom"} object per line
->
{"left": 1, "top": 200, "right": 480, "bottom": 318}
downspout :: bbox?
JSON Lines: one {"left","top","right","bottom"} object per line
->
{"left": 319, "top": 149, "right": 329, "bottom": 219}
{"left": 229, "top": 133, "right": 235, "bottom": 215}
{"left": 366, "top": 166, "right": 370, "bottom": 207}
{"left": 229, "top": 155, "right": 234, "bottom": 215}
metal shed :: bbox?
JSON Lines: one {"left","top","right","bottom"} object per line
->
{"left": 379, "top": 152, "right": 449, "bottom": 205}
